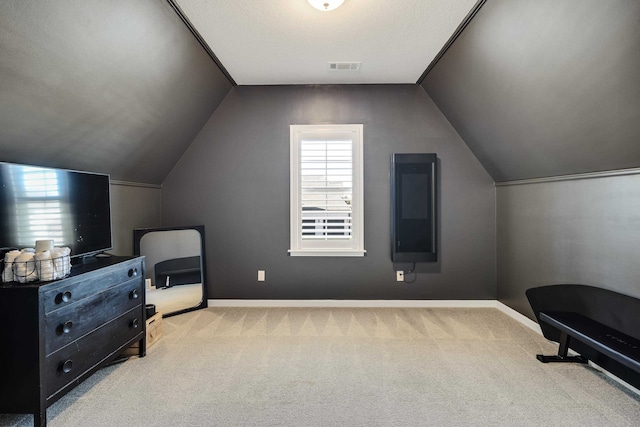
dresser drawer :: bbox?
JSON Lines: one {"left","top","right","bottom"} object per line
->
{"left": 43, "top": 258, "right": 143, "bottom": 314}
{"left": 44, "top": 306, "right": 143, "bottom": 398}
{"left": 44, "top": 278, "right": 143, "bottom": 355}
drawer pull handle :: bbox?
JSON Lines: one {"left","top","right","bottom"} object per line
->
{"left": 131, "top": 318, "right": 139, "bottom": 329}
{"left": 129, "top": 289, "right": 139, "bottom": 300}
{"left": 128, "top": 268, "right": 138, "bottom": 278}
{"left": 56, "top": 291, "right": 73, "bottom": 304}
{"left": 61, "top": 360, "right": 73, "bottom": 374}
{"left": 63, "top": 321, "right": 73, "bottom": 334}
{"left": 57, "top": 321, "right": 73, "bottom": 335}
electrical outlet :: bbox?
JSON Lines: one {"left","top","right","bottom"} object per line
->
{"left": 396, "top": 271, "right": 404, "bottom": 282}
{"left": 258, "top": 270, "right": 265, "bottom": 282}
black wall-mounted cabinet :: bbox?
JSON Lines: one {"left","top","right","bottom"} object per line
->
{"left": 391, "top": 153, "right": 437, "bottom": 262}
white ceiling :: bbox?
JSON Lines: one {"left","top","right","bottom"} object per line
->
{"left": 174, "top": 0, "right": 479, "bottom": 85}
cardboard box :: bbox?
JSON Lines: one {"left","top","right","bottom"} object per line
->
{"left": 122, "top": 312, "right": 162, "bottom": 356}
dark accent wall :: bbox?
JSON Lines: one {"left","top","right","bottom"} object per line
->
{"left": 421, "top": 0, "right": 640, "bottom": 319}
{"left": 162, "top": 85, "right": 496, "bottom": 300}
{"left": 421, "top": 0, "right": 640, "bottom": 182}
{"left": 497, "top": 175, "right": 640, "bottom": 319}
{"left": 0, "top": 0, "right": 232, "bottom": 184}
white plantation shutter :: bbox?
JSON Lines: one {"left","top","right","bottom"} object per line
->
{"left": 290, "top": 124, "right": 365, "bottom": 257}
{"left": 300, "top": 139, "right": 352, "bottom": 240}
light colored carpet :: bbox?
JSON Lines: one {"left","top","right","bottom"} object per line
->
{"left": 1, "top": 307, "right": 639, "bottom": 426}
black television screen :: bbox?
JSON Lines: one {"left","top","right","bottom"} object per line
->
{"left": 0, "top": 162, "right": 112, "bottom": 258}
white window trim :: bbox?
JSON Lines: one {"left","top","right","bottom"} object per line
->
{"left": 289, "top": 124, "right": 365, "bottom": 257}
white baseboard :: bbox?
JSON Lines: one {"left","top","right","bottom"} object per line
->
{"left": 206, "top": 299, "right": 497, "bottom": 308}
{"left": 587, "top": 361, "right": 640, "bottom": 396}
{"left": 495, "top": 301, "right": 542, "bottom": 334}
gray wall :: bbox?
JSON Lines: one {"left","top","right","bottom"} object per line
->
{"left": 110, "top": 183, "right": 162, "bottom": 256}
{"left": 162, "top": 85, "right": 496, "bottom": 300}
{"left": 497, "top": 174, "right": 640, "bottom": 318}
{"left": 0, "top": 0, "right": 232, "bottom": 184}
{"left": 421, "top": 0, "right": 640, "bottom": 182}
{"left": 422, "top": 0, "right": 640, "bottom": 318}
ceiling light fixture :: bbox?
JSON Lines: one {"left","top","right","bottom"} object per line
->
{"left": 308, "top": 0, "right": 344, "bottom": 12}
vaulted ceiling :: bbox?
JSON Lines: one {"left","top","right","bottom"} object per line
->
{"left": 0, "top": 0, "right": 638, "bottom": 184}
{"left": 421, "top": 0, "right": 640, "bottom": 182}
{"left": 0, "top": 0, "right": 231, "bottom": 184}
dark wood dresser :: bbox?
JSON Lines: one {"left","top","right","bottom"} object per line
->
{"left": 0, "top": 256, "right": 146, "bottom": 427}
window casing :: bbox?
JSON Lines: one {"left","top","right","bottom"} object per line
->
{"left": 289, "top": 124, "right": 365, "bottom": 257}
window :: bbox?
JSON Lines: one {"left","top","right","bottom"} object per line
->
{"left": 289, "top": 124, "right": 365, "bottom": 257}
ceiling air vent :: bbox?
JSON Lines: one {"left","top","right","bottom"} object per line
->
{"left": 328, "top": 62, "right": 361, "bottom": 71}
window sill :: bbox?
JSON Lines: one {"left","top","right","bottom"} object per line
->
{"left": 288, "top": 249, "right": 366, "bottom": 257}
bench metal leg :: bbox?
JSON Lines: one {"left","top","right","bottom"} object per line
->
{"left": 536, "top": 332, "right": 588, "bottom": 364}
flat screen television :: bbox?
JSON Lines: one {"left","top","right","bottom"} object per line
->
{"left": 0, "top": 161, "right": 112, "bottom": 259}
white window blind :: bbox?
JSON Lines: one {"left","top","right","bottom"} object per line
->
{"left": 290, "top": 124, "right": 365, "bottom": 257}
{"left": 301, "top": 139, "right": 352, "bottom": 240}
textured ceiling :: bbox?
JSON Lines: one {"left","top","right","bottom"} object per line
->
{"left": 175, "top": 0, "right": 479, "bottom": 85}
